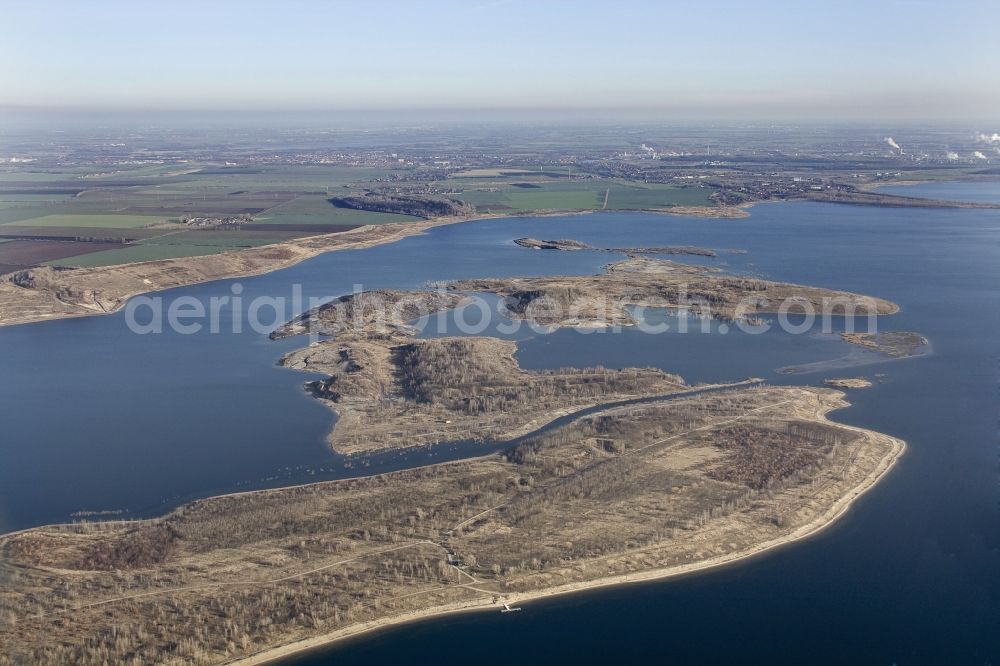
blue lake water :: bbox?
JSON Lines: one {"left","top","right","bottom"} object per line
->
{"left": 1, "top": 183, "right": 999, "bottom": 663}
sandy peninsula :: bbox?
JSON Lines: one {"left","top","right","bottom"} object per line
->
{"left": 0, "top": 384, "right": 904, "bottom": 665}
{"left": 0, "top": 215, "right": 471, "bottom": 327}
{"left": 233, "top": 406, "right": 903, "bottom": 666}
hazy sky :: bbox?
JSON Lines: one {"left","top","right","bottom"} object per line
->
{"left": 2, "top": 0, "right": 998, "bottom": 120}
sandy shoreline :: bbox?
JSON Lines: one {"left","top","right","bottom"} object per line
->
{"left": 229, "top": 424, "right": 905, "bottom": 666}
{"left": 0, "top": 205, "right": 743, "bottom": 328}
{"left": 0, "top": 215, "right": 468, "bottom": 328}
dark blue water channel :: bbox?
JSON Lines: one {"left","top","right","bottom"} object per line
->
{"left": 2, "top": 184, "right": 999, "bottom": 663}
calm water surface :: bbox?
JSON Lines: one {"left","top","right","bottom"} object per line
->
{"left": 877, "top": 180, "right": 1000, "bottom": 204}
{"left": 1, "top": 183, "right": 999, "bottom": 663}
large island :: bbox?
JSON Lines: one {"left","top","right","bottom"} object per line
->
{"left": 0, "top": 253, "right": 908, "bottom": 665}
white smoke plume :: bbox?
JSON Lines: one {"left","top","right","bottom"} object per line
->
{"left": 884, "top": 137, "right": 902, "bottom": 152}
{"left": 946, "top": 151, "right": 960, "bottom": 160}
{"left": 973, "top": 151, "right": 988, "bottom": 160}
{"left": 975, "top": 132, "right": 1000, "bottom": 143}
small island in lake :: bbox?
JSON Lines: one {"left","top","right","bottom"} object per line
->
{"left": 451, "top": 255, "right": 897, "bottom": 327}
{"left": 841, "top": 331, "right": 929, "bottom": 357}
{"left": 513, "top": 237, "right": 717, "bottom": 256}
{"left": 824, "top": 377, "right": 874, "bottom": 389}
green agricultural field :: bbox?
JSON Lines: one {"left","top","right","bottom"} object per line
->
{"left": 0, "top": 201, "right": 184, "bottom": 225}
{"left": 0, "top": 170, "right": 86, "bottom": 183}
{"left": 0, "top": 206, "right": 62, "bottom": 225}
{"left": 0, "top": 193, "right": 77, "bottom": 206}
{"left": 47, "top": 243, "right": 224, "bottom": 268}
{"left": 456, "top": 181, "right": 599, "bottom": 212}
{"left": 140, "top": 229, "right": 304, "bottom": 249}
{"left": 0, "top": 225, "right": 169, "bottom": 240}
{"left": 254, "top": 194, "right": 418, "bottom": 225}
{"left": 605, "top": 183, "right": 715, "bottom": 208}
{"left": 7, "top": 214, "right": 177, "bottom": 229}
{"left": 46, "top": 227, "right": 316, "bottom": 267}
{"left": 0, "top": 164, "right": 416, "bottom": 230}
{"left": 69, "top": 186, "right": 297, "bottom": 216}
{"left": 159, "top": 165, "right": 402, "bottom": 194}
{"left": 502, "top": 184, "right": 602, "bottom": 211}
